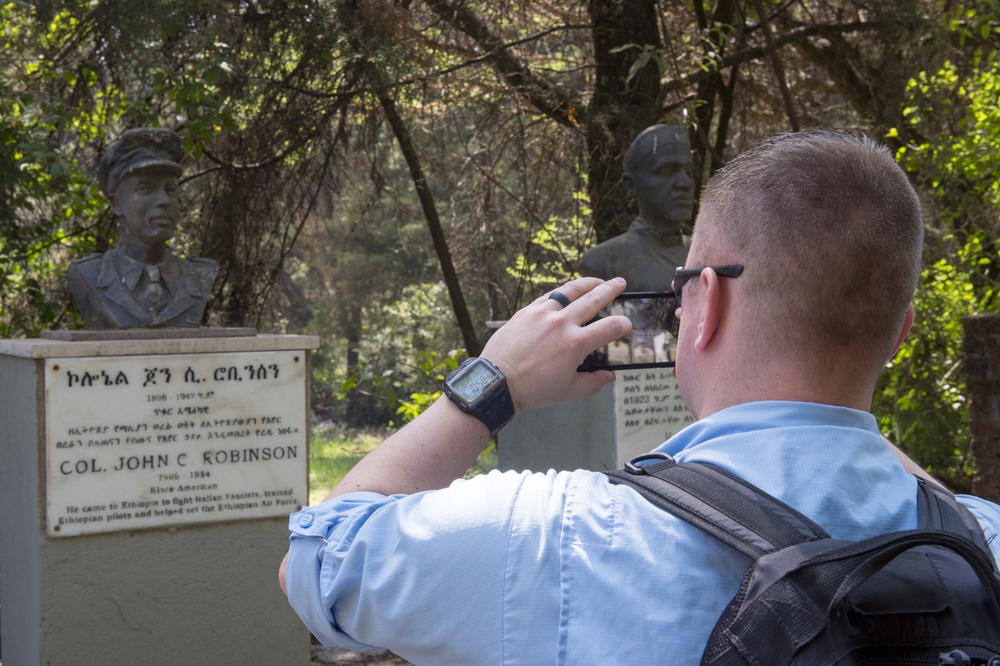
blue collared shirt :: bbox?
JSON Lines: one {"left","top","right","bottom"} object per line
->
{"left": 285, "top": 401, "right": 1000, "bottom": 665}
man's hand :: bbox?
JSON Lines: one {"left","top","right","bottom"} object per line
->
{"left": 482, "top": 277, "right": 632, "bottom": 413}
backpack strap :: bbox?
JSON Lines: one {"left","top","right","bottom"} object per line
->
{"left": 917, "top": 478, "right": 996, "bottom": 566}
{"left": 605, "top": 453, "right": 829, "bottom": 561}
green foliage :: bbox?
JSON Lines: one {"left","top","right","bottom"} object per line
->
{"left": 337, "top": 347, "right": 465, "bottom": 428}
{"left": 317, "top": 281, "right": 466, "bottom": 427}
{"left": 610, "top": 43, "right": 666, "bottom": 84}
{"left": 308, "top": 424, "right": 385, "bottom": 505}
{"left": 308, "top": 423, "right": 496, "bottom": 505}
{"left": 1, "top": 3, "right": 105, "bottom": 334}
{"left": 874, "top": 234, "right": 1000, "bottom": 491}
{"left": 894, "top": 56, "right": 1000, "bottom": 230}
{"left": 875, "top": 2, "right": 1000, "bottom": 489}
{"left": 508, "top": 181, "right": 592, "bottom": 290}
{"left": 395, "top": 349, "right": 464, "bottom": 424}
{"left": 465, "top": 442, "right": 498, "bottom": 479}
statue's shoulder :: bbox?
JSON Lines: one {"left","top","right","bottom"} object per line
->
{"left": 67, "top": 252, "right": 108, "bottom": 281}
{"left": 179, "top": 254, "right": 219, "bottom": 275}
{"left": 181, "top": 254, "right": 217, "bottom": 267}
{"left": 579, "top": 229, "right": 637, "bottom": 264}
{"left": 589, "top": 227, "right": 643, "bottom": 251}
{"left": 69, "top": 253, "right": 103, "bottom": 268}
{"left": 176, "top": 254, "right": 219, "bottom": 289}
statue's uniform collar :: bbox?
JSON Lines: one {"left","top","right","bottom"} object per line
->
{"left": 629, "top": 218, "right": 689, "bottom": 248}
{"left": 97, "top": 247, "right": 181, "bottom": 291}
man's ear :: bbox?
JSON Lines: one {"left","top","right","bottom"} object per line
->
{"left": 888, "top": 303, "right": 915, "bottom": 360}
{"left": 694, "top": 268, "right": 721, "bottom": 351}
{"left": 109, "top": 193, "right": 121, "bottom": 217}
{"left": 623, "top": 173, "right": 636, "bottom": 198}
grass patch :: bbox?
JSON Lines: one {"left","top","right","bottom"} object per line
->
{"left": 309, "top": 423, "right": 498, "bottom": 506}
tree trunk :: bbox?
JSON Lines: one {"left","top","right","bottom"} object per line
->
{"left": 586, "top": 0, "right": 663, "bottom": 243}
{"left": 964, "top": 313, "right": 1000, "bottom": 503}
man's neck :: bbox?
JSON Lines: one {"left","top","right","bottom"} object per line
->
{"left": 692, "top": 354, "right": 877, "bottom": 419}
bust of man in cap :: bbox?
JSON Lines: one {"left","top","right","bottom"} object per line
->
{"left": 68, "top": 127, "right": 218, "bottom": 329}
{"left": 576, "top": 125, "right": 694, "bottom": 291}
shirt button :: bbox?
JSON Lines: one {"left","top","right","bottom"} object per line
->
{"left": 298, "top": 513, "right": 314, "bottom": 528}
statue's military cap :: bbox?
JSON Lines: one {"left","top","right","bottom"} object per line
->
{"left": 98, "top": 127, "right": 183, "bottom": 198}
{"left": 624, "top": 125, "right": 689, "bottom": 174}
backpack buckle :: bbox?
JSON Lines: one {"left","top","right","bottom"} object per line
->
{"left": 624, "top": 452, "right": 675, "bottom": 475}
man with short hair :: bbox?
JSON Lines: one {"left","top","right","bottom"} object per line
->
{"left": 280, "top": 130, "right": 1000, "bottom": 664}
{"left": 68, "top": 127, "right": 218, "bottom": 329}
{"left": 577, "top": 124, "right": 694, "bottom": 290}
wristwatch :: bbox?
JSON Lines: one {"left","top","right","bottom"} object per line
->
{"left": 442, "top": 357, "right": 515, "bottom": 436}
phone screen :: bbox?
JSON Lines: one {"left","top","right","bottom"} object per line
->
{"left": 578, "top": 291, "right": 678, "bottom": 371}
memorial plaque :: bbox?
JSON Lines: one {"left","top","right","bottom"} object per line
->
{"left": 44, "top": 350, "right": 308, "bottom": 537}
{"left": 615, "top": 367, "right": 694, "bottom": 462}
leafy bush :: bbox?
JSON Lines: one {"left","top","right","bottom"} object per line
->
{"left": 874, "top": 234, "right": 999, "bottom": 492}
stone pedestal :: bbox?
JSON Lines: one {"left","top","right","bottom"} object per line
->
{"left": 0, "top": 333, "right": 318, "bottom": 665}
{"left": 498, "top": 367, "right": 694, "bottom": 472}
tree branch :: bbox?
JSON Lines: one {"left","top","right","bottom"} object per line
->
{"left": 421, "top": 0, "right": 584, "bottom": 128}
{"left": 752, "top": 0, "right": 800, "bottom": 131}
{"left": 660, "top": 20, "right": 881, "bottom": 94}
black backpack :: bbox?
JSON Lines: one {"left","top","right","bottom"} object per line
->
{"left": 606, "top": 453, "right": 1000, "bottom": 665}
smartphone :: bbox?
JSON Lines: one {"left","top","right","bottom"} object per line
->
{"left": 578, "top": 291, "right": 679, "bottom": 371}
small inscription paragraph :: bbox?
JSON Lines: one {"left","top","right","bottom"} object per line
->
{"left": 614, "top": 368, "right": 693, "bottom": 463}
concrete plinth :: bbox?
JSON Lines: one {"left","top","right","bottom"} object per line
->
{"left": 0, "top": 333, "right": 318, "bottom": 665}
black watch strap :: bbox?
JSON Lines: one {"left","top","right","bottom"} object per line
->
{"left": 442, "top": 358, "right": 515, "bottom": 436}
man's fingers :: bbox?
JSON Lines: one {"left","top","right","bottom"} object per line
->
{"left": 538, "top": 277, "right": 605, "bottom": 307}
{"left": 542, "top": 277, "right": 627, "bottom": 324}
{"left": 540, "top": 277, "right": 632, "bottom": 360}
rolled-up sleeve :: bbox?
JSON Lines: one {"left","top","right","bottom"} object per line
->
{"left": 286, "top": 491, "right": 394, "bottom": 648}
{"left": 283, "top": 471, "right": 539, "bottom": 662}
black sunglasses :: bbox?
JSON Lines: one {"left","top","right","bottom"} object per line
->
{"left": 666, "top": 264, "right": 744, "bottom": 336}
{"left": 671, "top": 265, "right": 745, "bottom": 307}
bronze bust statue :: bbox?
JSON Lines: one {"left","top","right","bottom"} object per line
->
{"left": 577, "top": 125, "right": 693, "bottom": 291}
{"left": 68, "top": 128, "right": 218, "bottom": 329}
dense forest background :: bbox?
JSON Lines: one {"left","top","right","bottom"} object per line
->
{"left": 2, "top": 0, "right": 998, "bottom": 491}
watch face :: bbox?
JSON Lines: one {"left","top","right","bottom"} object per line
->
{"left": 452, "top": 360, "right": 500, "bottom": 404}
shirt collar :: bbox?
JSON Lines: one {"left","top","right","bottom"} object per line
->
{"left": 654, "top": 401, "right": 881, "bottom": 458}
